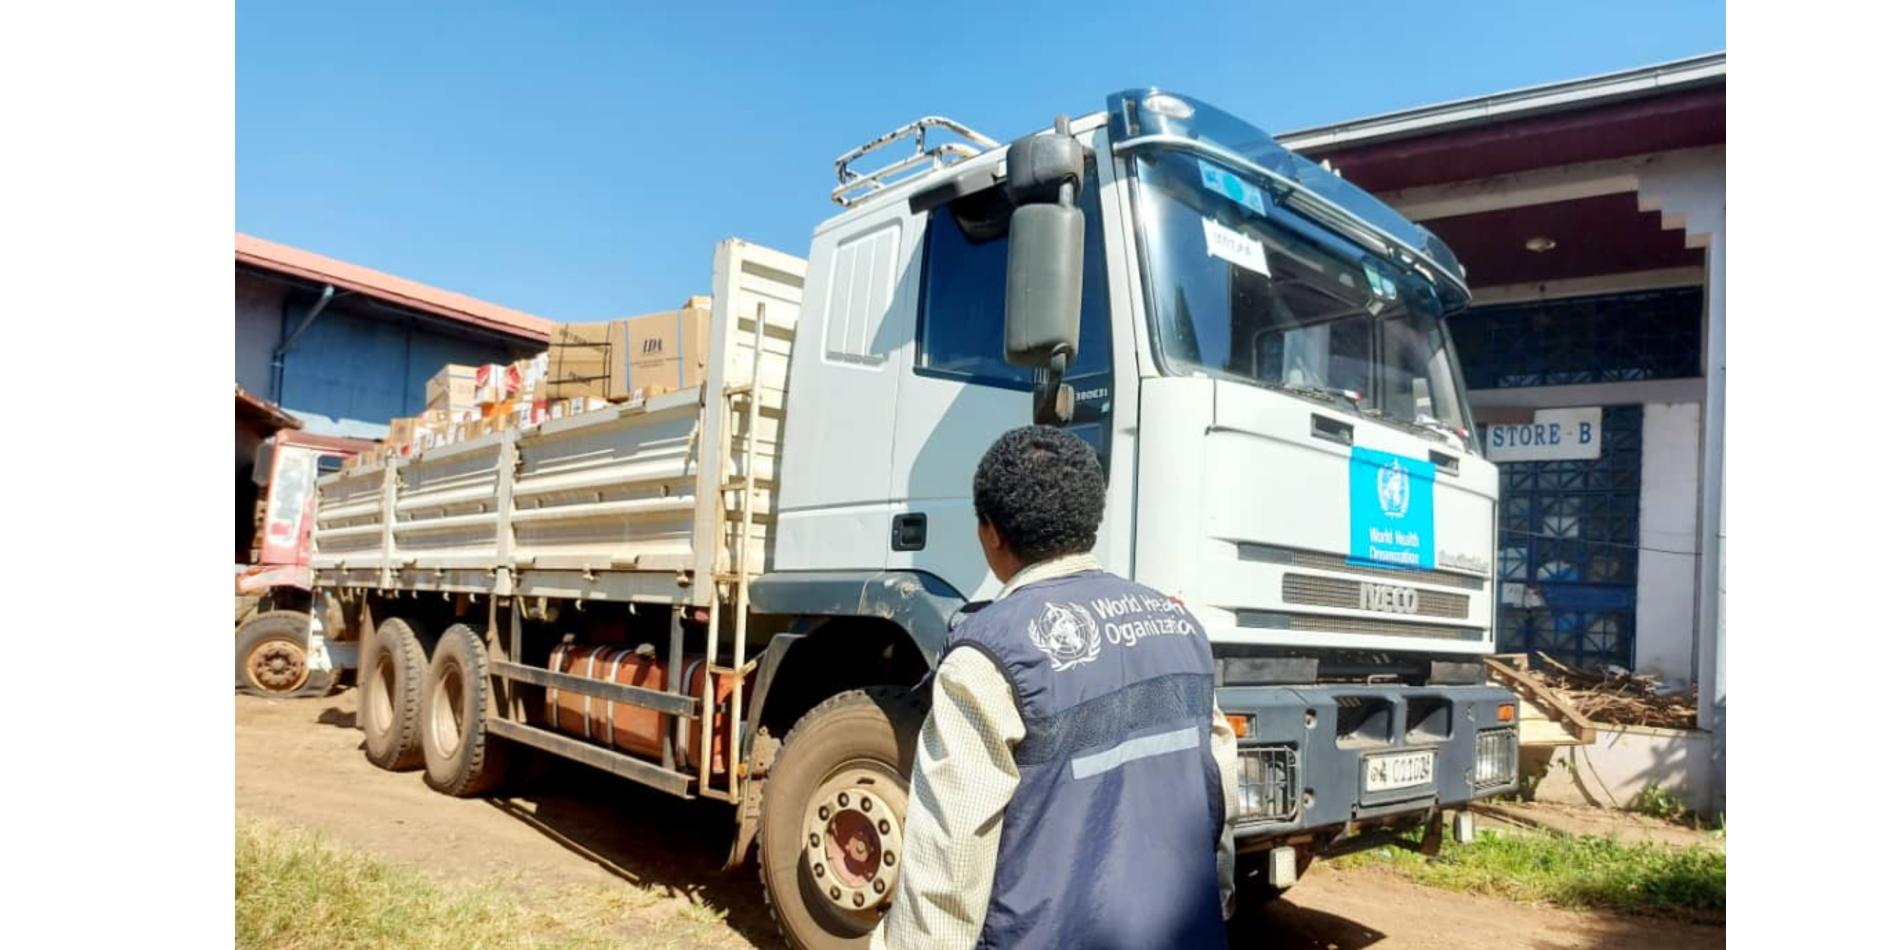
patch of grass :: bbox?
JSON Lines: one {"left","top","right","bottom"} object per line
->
{"left": 1634, "top": 785, "right": 1689, "bottom": 823}
{"left": 1336, "top": 827, "right": 1724, "bottom": 921}
{"left": 237, "top": 817, "right": 621, "bottom": 949}
{"left": 673, "top": 901, "right": 726, "bottom": 926}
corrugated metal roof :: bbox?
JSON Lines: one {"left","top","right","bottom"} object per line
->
{"left": 235, "top": 233, "right": 552, "bottom": 342}
{"left": 1277, "top": 51, "right": 1726, "bottom": 152}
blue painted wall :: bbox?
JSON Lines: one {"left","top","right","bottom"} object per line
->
{"left": 235, "top": 270, "right": 540, "bottom": 438}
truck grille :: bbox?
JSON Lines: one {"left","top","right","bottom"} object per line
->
{"left": 1475, "top": 727, "right": 1516, "bottom": 789}
{"left": 1235, "top": 610, "right": 1486, "bottom": 641}
{"left": 1236, "top": 745, "right": 1298, "bottom": 822}
{"left": 1282, "top": 573, "right": 1471, "bottom": 619}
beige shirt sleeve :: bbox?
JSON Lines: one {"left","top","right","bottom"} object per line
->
{"left": 869, "top": 646, "right": 1025, "bottom": 950}
{"left": 1210, "top": 698, "right": 1239, "bottom": 918}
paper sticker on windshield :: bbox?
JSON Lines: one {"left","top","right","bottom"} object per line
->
{"left": 1203, "top": 217, "right": 1270, "bottom": 277}
{"left": 1198, "top": 159, "right": 1267, "bottom": 215}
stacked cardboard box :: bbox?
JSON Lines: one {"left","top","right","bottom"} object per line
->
{"left": 426, "top": 364, "right": 479, "bottom": 414}
{"left": 547, "top": 297, "right": 712, "bottom": 402}
{"left": 344, "top": 298, "right": 709, "bottom": 471}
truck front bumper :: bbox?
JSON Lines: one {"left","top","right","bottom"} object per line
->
{"left": 1217, "top": 683, "right": 1518, "bottom": 848}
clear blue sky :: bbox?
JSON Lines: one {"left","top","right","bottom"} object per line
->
{"left": 237, "top": 1, "right": 1723, "bottom": 322}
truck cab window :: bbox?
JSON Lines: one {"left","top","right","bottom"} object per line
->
{"left": 916, "top": 173, "right": 1110, "bottom": 388}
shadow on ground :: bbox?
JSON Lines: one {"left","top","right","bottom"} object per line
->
{"left": 492, "top": 750, "right": 1406, "bottom": 949}
{"left": 1237, "top": 898, "right": 1387, "bottom": 948}
{"left": 276, "top": 697, "right": 1715, "bottom": 950}
{"left": 486, "top": 754, "right": 782, "bottom": 947}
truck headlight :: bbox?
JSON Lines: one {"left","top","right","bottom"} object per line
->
{"left": 1236, "top": 746, "right": 1298, "bottom": 822}
{"left": 1474, "top": 727, "right": 1516, "bottom": 789}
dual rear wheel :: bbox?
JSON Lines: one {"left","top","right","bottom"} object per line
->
{"left": 360, "top": 618, "right": 508, "bottom": 796}
{"left": 358, "top": 616, "right": 931, "bottom": 950}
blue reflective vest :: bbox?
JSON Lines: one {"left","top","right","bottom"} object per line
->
{"left": 946, "top": 569, "right": 1227, "bottom": 950}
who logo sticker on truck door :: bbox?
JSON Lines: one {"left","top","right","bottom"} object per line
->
{"left": 1348, "top": 447, "right": 1435, "bottom": 570}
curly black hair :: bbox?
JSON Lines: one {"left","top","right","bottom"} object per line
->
{"left": 972, "top": 425, "right": 1105, "bottom": 564}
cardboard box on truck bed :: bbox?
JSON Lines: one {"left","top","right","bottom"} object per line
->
{"left": 546, "top": 321, "right": 618, "bottom": 401}
{"left": 545, "top": 298, "right": 711, "bottom": 402}
{"left": 426, "top": 364, "right": 479, "bottom": 413}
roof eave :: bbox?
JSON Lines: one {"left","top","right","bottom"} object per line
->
{"left": 235, "top": 234, "right": 553, "bottom": 343}
{"left": 1276, "top": 51, "right": 1725, "bottom": 153}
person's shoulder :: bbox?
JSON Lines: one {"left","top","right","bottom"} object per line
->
{"left": 947, "top": 593, "right": 1027, "bottom": 641}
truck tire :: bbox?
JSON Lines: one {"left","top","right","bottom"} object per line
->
{"left": 362, "top": 617, "right": 429, "bottom": 771}
{"left": 235, "top": 610, "right": 337, "bottom": 698}
{"left": 759, "top": 686, "right": 927, "bottom": 950}
{"left": 420, "top": 623, "right": 511, "bottom": 797}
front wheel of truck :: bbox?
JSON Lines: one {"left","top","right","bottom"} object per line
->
{"left": 758, "top": 687, "right": 926, "bottom": 950}
{"left": 235, "top": 611, "right": 337, "bottom": 699}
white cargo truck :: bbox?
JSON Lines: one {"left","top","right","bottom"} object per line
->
{"left": 304, "top": 90, "right": 1518, "bottom": 947}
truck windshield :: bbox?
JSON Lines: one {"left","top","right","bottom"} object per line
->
{"left": 1129, "top": 148, "right": 1471, "bottom": 439}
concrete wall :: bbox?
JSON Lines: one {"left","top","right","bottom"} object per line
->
{"left": 1636, "top": 146, "right": 1725, "bottom": 811}
{"left": 234, "top": 271, "right": 537, "bottom": 438}
{"left": 1635, "top": 401, "right": 1700, "bottom": 684}
{"left": 1527, "top": 725, "right": 1716, "bottom": 817}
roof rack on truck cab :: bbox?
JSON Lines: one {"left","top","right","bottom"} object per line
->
{"left": 832, "top": 116, "right": 999, "bottom": 206}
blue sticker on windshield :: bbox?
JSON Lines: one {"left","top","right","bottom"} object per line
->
{"left": 1348, "top": 447, "right": 1435, "bottom": 570}
{"left": 1362, "top": 262, "right": 1399, "bottom": 300}
{"left": 1198, "top": 159, "right": 1266, "bottom": 216}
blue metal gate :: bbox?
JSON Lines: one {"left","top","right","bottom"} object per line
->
{"left": 1490, "top": 405, "right": 1643, "bottom": 670}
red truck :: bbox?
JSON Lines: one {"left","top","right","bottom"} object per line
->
{"left": 235, "top": 426, "right": 372, "bottom": 697}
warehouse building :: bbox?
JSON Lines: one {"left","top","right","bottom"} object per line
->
{"left": 235, "top": 233, "right": 551, "bottom": 440}
{"left": 233, "top": 235, "right": 551, "bottom": 562}
{"left": 1280, "top": 51, "right": 1725, "bottom": 810}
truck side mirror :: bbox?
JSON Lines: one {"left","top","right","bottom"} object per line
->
{"left": 1004, "top": 203, "right": 1083, "bottom": 369}
{"left": 1003, "top": 117, "right": 1086, "bottom": 425}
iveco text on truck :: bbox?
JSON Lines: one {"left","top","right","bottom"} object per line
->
{"left": 298, "top": 90, "right": 1518, "bottom": 948}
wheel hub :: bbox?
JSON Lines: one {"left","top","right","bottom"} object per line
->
{"left": 431, "top": 668, "right": 465, "bottom": 759}
{"left": 248, "top": 641, "right": 307, "bottom": 692}
{"left": 803, "top": 767, "right": 904, "bottom": 913}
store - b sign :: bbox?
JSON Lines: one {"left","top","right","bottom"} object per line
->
{"left": 1486, "top": 407, "right": 1602, "bottom": 462}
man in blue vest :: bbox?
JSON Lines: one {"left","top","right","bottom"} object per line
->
{"left": 871, "top": 425, "right": 1238, "bottom": 949}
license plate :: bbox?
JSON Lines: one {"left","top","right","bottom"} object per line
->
{"left": 1363, "top": 750, "right": 1435, "bottom": 793}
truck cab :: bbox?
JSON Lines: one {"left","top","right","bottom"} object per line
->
{"left": 763, "top": 90, "right": 1515, "bottom": 881}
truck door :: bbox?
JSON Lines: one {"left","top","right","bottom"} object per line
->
{"left": 885, "top": 167, "right": 1115, "bottom": 599}
{"left": 260, "top": 442, "right": 323, "bottom": 566}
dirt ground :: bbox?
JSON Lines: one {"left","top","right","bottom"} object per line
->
{"left": 237, "top": 690, "right": 1724, "bottom": 949}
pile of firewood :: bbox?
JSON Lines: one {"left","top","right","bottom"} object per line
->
{"left": 1524, "top": 652, "right": 1699, "bottom": 729}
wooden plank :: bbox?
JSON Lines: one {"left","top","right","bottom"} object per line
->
{"left": 1484, "top": 656, "right": 1597, "bottom": 745}
{"left": 1518, "top": 718, "right": 1583, "bottom": 747}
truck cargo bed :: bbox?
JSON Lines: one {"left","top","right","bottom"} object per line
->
{"left": 312, "top": 239, "right": 806, "bottom": 608}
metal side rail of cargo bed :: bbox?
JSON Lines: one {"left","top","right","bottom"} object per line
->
{"left": 487, "top": 601, "right": 702, "bottom": 798}
{"left": 308, "top": 238, "right": 807, "bottom": 803}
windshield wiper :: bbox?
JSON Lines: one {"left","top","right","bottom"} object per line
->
{"left": 1414, "top": 416, "right": 1466, "bottom": 443}
{"left": 1376, "top": 411, "right": 1467, "bottom": 447}
{"left": 1271, "top": 381, "right": 1363, "bottom": 412}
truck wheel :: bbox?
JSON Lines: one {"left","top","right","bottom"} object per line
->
{"left": 362, "top": 617, "right": 429, "bottom": 771}
{"left": 421, "top": 623, "right": 510, "bottom": 797}
{"left": 759, "top": 687, "right": 926, "bottom": 950}
{"left": 235, "top": 611, "right": 337, "bottom": 698}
